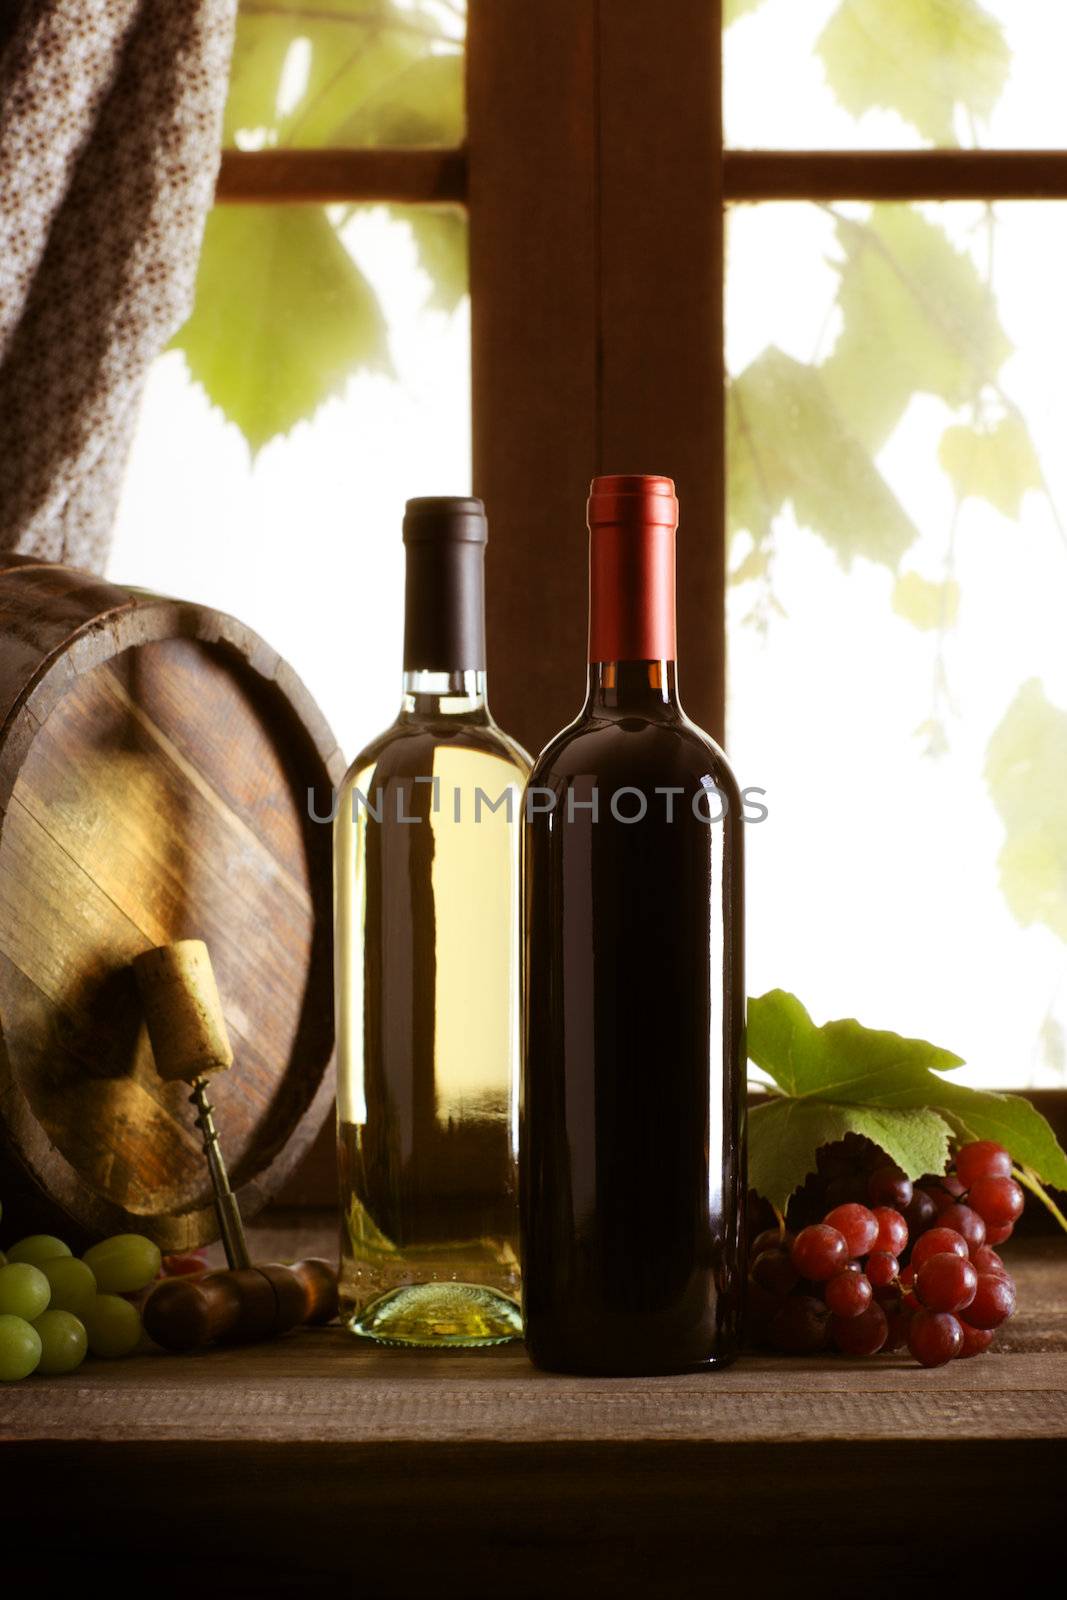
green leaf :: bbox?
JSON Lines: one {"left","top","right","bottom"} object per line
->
{"left": 174, "top": 206, "right": 390, "bottom": 451}
{"left": 748, "top": 990, "right": 966, "bottom": 1101}
{"left": 329, "top": 51, "right": 463, "bottom": 148}
{"left": 223, "top": 2, "right": 304, "bottom": 139}
{"left": 336, "top": 202, "right": 466, "bottom": 314}
{"left": 914, "top": 1082, "right": 1067, "bottom": 1191}
{"left": 817, "top": 0, "right": 1009, "bottom": 147}
{"left": 892, "top": 572, "right": 959, "bottom": 631}
{"left": 402, "top": 206, "right": 468, "bottom": 313}
{"left": 822, "top": 206, "right": 1012, "bottom": 451}
{"left": 729, "top": 546, "right": 771, "bottom": 586}
{"left": 728, "top": 347, "right": 917, "bottom": 570}
{"left": 724, "top": 0, "right": 770, "bottom": 23}
{"left": 748, "top": 989, "right": 1067, "bottom": 1197}
{"left": 939, "top": 412, "right": 1043, "bottom": 517}
{"left": 749, "top": 1099, "right": 952, "bottom": 1214}
{"left": 225, "top": 0, "right": 462, "bottom": 150}
{"left": 224, "top": 0, "right": 386, "bottom": 144}
{"left": 914, "top": 716, "right": 950, "bottom": 758}
{"left": 985, "top": 679, "right": 1067, "bottom": 943}
{"left": 1041, "top": 1017, "right": 1066, "bottom": 1077}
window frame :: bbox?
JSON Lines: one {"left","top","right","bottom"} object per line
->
{"left": 216, "top": 0, "right": 1067, "bottom": 751}
{"left": 216, "top": 1, "right": 1067, "bottom": 1127}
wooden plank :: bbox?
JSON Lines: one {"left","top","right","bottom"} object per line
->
{"left": 215, "top": 147, "right": 468, "bottom": 205}
{"left": 5, "top": 1331, "right": 1066, "bottom": 1443}
{"left": 5, "top": 1221, "right": 1064, "bottom": 1587}
{"left": 5, "top": 1227, "right": 1064, "bottom": 1446}
{"left": 213, "top": 145, "right": 1067, "bottom": 212}
{"left": 468, "top": 0, "right": 599, "bottom": 755}
{"left": 599, "top": 1, "right": 725, "bottom": 740}
{"left": 725, "top": 148, "right": 1067, "bottom": 202}
{"left": 469, "top": 0, "right": 726, "bottom": 754}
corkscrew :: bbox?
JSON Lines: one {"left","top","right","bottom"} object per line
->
{"left": 133, "top": 940, "right": 250, "bottom": 1269}
{"left": 132, "top": 940, "right": 337, "bottom": 1349}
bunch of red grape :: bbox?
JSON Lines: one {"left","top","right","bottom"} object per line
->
{"left": 747, "top": 1138, "right": 1024, "bottom": 1367}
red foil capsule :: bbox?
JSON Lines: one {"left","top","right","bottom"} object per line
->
{"left": 587, "top": 474, "right": 678, "bottom": 663}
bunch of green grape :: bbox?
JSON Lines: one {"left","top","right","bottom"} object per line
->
{"left": 0, "top": 1200, "right": 162, "bottom": 1381}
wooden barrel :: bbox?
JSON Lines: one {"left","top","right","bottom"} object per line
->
{"left": 0, "top": 555, "right": 344, "bottom": 1249}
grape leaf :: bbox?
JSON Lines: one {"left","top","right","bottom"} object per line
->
{"left": 748, "top": 989, "right": 965, "bottom": 1101}
{"left": 224, "top": 0, "right": 387, "bottom": 144}
{"left": 939, "top": 413, "right": 1043, "bottom": 518}
{"left": 204, "top": 4, "right": 461, "bottom": 442}
{"left": 173, "top": 206, "right": 390, "bottom": 452}
{"left": 224, "top": 0, "right": 461, "bottom": 150}
{"left": 729, "top": 545, "right": 771, "bottom": 586}
{"left": 903, "top": 1081, "right": 1067, "bottom": 1190}
{"left": 914, "top": 716, "right": 950, "bottom": 759}
{"left": 336, "top": 203, "right": 467, "bottom": 312}
{"left": 329, "top": 51, "right": 463, "bottom": 148}
{"left": 749, "top": 1098, "right": 953, "bottom": 1215}
{"left": 747, "top": 989, "right": 1067, "bottom": 1201}
{"left": 402, "top": 206, "right": 468, "bottom": 313}
{"left": 728, "top": 347, "right": 917, "bottom": 570}
{"left": 1041, "top": 1018, "right": 1066, "bottom": 1077}
{"left": 892, "top": 572, "right": 959, "bottom": 631}
{"left": 222, "top": 1, "right": 307, "bottom": 140}
{"left": 816, "top": 0, "right": 1009, "bottom": 147}
{"left": 985, "top": 679, "right": 1067, "bottom": 943}
{"left": 724, "top": 0, "right": 770, "bottom": 24}
{"left": 822, "top": 206, "right": 1011, "bottom": 452}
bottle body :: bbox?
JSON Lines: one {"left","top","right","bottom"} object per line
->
{"left": 521, "top": 477, "right": 746, "bottom": 1375}
{"left": 336, "top": 675, "right": 529, "bottom": 1345}
{"left": 335, "top": 496, "right": 529, "bottom": 1348}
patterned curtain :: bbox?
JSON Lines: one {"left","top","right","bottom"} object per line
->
{"left": 0, "top": 0, "right": 237, "bottom": 569}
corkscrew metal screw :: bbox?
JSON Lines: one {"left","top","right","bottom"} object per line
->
{"left": 187, "top": 1075, "right": 250, "bottom": 1271}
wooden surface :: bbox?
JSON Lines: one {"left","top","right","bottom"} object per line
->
{"left": 216, "top": 147, "right": 467, "bottom": 205}
{"left": 598, "top": 2, "right": 725, "bottom": 744}
{"left": 0, "top": 559, "right": 343, "bottom": 1249}
{"left": 468, "top": 0, "right": 598, "bottom": 760}
{"left": 4, "top": 1213, "right": 1064, "bottom": 1591}
{"left": 469, "top": 0, "right": 726, "bottom": 758}
{"left": 725, "top": 148, "right": 1067, "bottom": 201}
{"left": 214, "top": 147, "right": 1067, "bottom": 207}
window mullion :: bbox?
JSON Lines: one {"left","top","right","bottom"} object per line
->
{"left": 215, "top": 148, "right": 467, "bottom": 206}
{"left": 725, "top": 148, "right": 1067, "bottom": 203}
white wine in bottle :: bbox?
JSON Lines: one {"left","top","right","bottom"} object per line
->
{"left": 335, "top": 497, "right": 529, "bottom": 1347}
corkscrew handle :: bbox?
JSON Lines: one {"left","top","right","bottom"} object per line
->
{"left": 143, "top": 1259, "right": 339, "bottom": 1351}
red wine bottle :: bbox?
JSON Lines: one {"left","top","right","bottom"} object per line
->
{"left": 521, "top": 474, "right": 745, "bottom": 1375}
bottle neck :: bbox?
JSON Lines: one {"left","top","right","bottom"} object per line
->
{"left": 583, "top": 476, "right": 682, "bottom": 717}
{"left": 587, "top": 514, "right": 677, "bottom": 664}
{"left": 402, "top": 538, "right": 487, "bottom": 677}
{"left": 400, "top": 669, "right": 488, "bottom": 721}
{"left": 586, "top": 660, "right": 680, "bottom": 715}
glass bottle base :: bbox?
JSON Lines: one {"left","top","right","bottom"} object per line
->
{"left": 346, "top": 1282, "right": 523, "bottom": 1348}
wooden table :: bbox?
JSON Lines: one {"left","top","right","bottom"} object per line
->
{"left": 4, "top": 1214, "right": 1065, "bottom": 1594}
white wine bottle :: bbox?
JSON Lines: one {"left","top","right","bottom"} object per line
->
{"left": 335, "top": 497, "right": 529, "bottom": 1346}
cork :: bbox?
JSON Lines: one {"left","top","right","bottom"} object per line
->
{"left": 133, "top": 940, "right": 234, "bottom": 1083}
